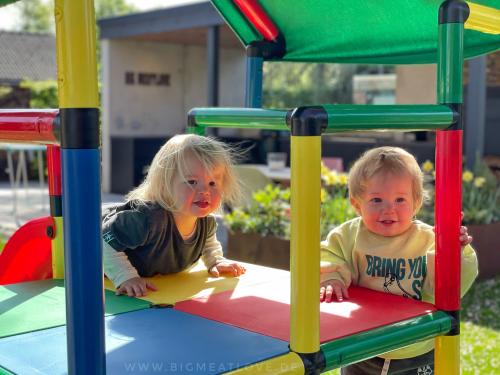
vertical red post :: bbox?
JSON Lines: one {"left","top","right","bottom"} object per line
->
{"left": 46, "top": 145, "right": 62, "bottom": 197}
{"left": 435, "top": 129, "right": 463, "bottom": 311}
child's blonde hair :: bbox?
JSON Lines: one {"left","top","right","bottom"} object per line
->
{"left": 348, "top": 146, "right": 425, "bottom": 212}
{"left": 126, "top": 134, "right": 240, "bottom": 211}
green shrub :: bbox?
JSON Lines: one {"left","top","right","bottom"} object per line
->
{"left": 419, "top": 159, "right": 500, "bottom": 225}
{"left": 224, "top": 163, "right": 357, "bottom": 239}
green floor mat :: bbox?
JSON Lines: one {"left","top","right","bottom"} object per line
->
{"left": 0, "top": 279, "right": 150, "bottom": 338}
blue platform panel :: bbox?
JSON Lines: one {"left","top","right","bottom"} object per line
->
{"left": 0, "top": 308, "right": 290, "bottom": 374}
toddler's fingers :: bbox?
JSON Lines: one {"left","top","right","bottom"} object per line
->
{"left": 325, "top": 284, "right": 334, "bottom": 303}
{"left": 132, "top": 284, "right": 144, "bottom": 297}
{"left": 333, "top": 285, "right": 344, "bottom": 302}
{"left": 146, "top": 281, "right": 158, "bottom": 291}
{"left": 234, "top": 264, "right": 245, "bottom": 276}
{"left": 461, "top": 235, "right": 473, "bottom": 245}
{"left": 210, "top": 267, "right": 220, "bottom": 277}
{"left": 341, "top": 284, "right": 350, "bottom": 299}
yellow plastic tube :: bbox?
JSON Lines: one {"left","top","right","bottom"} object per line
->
{"left": 435, "top": 335, "right": 460, "bottom": 375}
{"left": 290, "top": 135, "right": 321, "bottom": 353}
{"left": 465, "top": 2, "right": 500, "bottom": 35}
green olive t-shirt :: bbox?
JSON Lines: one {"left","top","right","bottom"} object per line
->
{"left": 102, "top": 201, "right": 217, "bottom": 277}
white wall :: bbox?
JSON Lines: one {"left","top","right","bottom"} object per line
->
{"left": 183, "top": 45, "right": 246, "bottom": 112}
{"left": 396, "top": 65, "right": 437, "bottom": 104}
{"left": 101, "top": 39, "right": 245, "bottom": 192}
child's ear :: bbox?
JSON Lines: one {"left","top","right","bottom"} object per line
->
{"left": 350, "top": 196, "right": 362, "bottom": 215}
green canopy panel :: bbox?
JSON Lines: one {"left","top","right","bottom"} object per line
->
{"left": 212, "top": 0, "right": 500, "bottom": 64}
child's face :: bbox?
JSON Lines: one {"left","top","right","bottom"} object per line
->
{"left": 172, "top": 153, "right": 224, "bottom": 219}
{"left": 350, "top": 172, "right": 415, "bottom": 237}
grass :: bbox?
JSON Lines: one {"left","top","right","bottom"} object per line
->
{"left": 460, "top": 277, "right": 500, "bottom": 374}
{"left": 323, "top": 277, "right": 500, "bottom": 375}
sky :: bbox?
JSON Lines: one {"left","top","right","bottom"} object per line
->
{"left": 0, "top": 0, "right": 205, "bottom": 31}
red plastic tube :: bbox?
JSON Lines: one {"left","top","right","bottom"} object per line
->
{"left": 234, "top": 0, "right": 279, "bottom": 41}
{"left": 0, "top": 109, "right": 59, "bottom": 144}
{"left": 47, "top": 145, "right": 62, "bottom": 196}
{"left": 435, "top": 130, "right": 463, "bottom": 311}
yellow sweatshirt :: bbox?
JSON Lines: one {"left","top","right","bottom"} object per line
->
{"left": 320, "top": 217, "right": 478, "bottom": 360}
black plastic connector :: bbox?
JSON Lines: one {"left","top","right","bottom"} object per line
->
{"left": 187, "top": 109, "right": 197, "bottom": 129}
{"left": 297, "top": 350, "right": 326, "bottom": 375}
{"left": 439, "top": 0, "right": 470, "bottom": 24}
{"left": 46, "top": 225, "right": 55, "bottom": 239}
{"left": 151, "top": 303, "right": 174, "bottom": 309}
{"left": 246, "top": 34, "right": 286, "bottom": 60}
{"left": 60, "top": 108, "right": 100, "bottom": 149}
{"left": 287, "top": 106, "right": 327, "bottom": 136}
{"left": 445, "top": 310, "right": 461, "bottom": 335}
{"left": 52, "top": 113, "right": 61, "bottom": 144}
{"left": 447, "top": 103, "right": 463, "bottom": 130}
{"left": 50, "top": 195, "right": 62, "bottom": 217}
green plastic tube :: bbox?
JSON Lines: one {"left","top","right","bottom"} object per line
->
{"left": 321, "top": 311, "right": 452, "bottom": 371}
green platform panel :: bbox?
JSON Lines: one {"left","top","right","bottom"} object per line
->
{"left": 212, "top": 0, "right": 500, "bottom": 64}
{"left": 0, "top": 279, "right": 150, "bottom": 338}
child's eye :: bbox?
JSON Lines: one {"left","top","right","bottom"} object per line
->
{"left": 396, "top": 197, "right": 406, "bottom": 203}
{"left": 209, "top": 181, "right": 217, "bottom": 187}
{"left": 370, "top": 198, "right": 382, "bottom": 203}
{"left": 187, "top": 180, "right": 197, "bottom": 185}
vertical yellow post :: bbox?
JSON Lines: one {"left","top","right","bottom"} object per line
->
{"left": 290, "top": 135, "right": 321, "bottom": 353}
{"left": 51, "top": 217, "right": 65, "bottom": 278}
{"left": 435, "top": 336, "right": 460, "bottom": 374}
{"left": 54, "top": 0, "right": 99, "bottom": 108}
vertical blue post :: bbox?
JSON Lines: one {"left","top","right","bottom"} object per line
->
{"left": 245, "top": 52, "right": 263, "bottom": 108}
{"left": 62, "top": 147, "right": 105, "bottom": 375}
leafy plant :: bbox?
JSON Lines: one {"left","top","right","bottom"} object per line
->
{"left": 320, "top": 164, "right": 357, "bottom": 237}
{"left": 20, "top": 79, "right": 58, "bottom": 109}
{"left": 224, "top": 184, "right": 291, "bottom": 238}
{"left": 224, "top": 163, "right": 357, "bottom": 239}
{"left": 419, "top": 159, "right": 500, "bottom": 225}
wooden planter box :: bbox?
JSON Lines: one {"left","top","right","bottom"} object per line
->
{"left": 226, "top": 232, "right": 290, "bottom": 270}
{"left": 468, "top": 221, "right": 500, "bottom": 279}
{"left": 227, "top": 222, "right": 499, "bottom": 278}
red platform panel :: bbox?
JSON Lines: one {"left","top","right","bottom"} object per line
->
{"left": 175, "top": 278, "right": 436, "bottom": 343}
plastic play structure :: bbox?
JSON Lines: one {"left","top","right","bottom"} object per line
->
{"left": 0, "top": 0, "right": 499, "bottom": 374}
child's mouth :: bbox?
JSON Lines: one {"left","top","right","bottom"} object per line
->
{"left": 380, "top": 220, "right": 396, "bottom": 225}
{"left": 194, "top": 201, "right": 209, "bottom": 208}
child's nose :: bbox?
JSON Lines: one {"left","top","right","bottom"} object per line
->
{"left": 383, "top": 202, "right": 396, "bottom": 212}
{"left": 196, "top": 182, "right": 210, "bottom": 193}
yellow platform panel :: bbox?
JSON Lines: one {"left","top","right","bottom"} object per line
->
{"left": 104, "top": 261, "right": 289, "bottom": 305}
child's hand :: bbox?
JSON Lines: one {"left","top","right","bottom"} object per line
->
{"left": 320, "top": 279, "right": 349, "bottom": 303}
{"left": 209, "top": 261, "right": 246, "bottom": 277}
{"left": 459, "top": 212, "right": 473, "bottom": 250}
{"left": 460, "top": 225, "right": 473, "bottom": 249}
{"left": 116, "top": 277, "right": 157, "bottom": 297}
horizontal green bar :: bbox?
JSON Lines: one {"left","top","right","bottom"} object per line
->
{"left": 324, "top": 104, "right": 454, "bottom": 132}
{"left": 189, "top": 108, "right": 290, "bottom": 131}
{"left": 321, "top": 311, "right": 452, "bottom": 371}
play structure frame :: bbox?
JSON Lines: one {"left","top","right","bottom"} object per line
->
{"left": 0, "top": 0, "right": 499, "bottom": 374}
